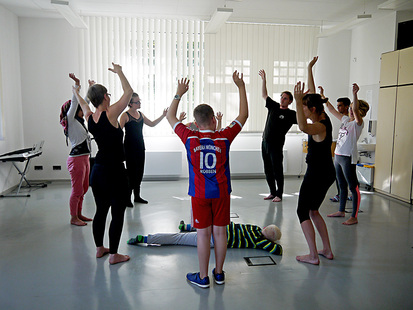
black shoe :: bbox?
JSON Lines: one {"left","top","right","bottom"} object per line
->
{"left": 127, "top": 201, "right": 134, "bottom": 208}
{"left": 134, "top": 197, "right": 148, "bottom": 204}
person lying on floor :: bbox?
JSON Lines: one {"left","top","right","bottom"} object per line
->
{"left": 127, "top": 221, "right": 283, "bottom": 255}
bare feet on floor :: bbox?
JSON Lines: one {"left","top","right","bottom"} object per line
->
{"left": 272, "top": 196, "right": 282, "bottom": 202}
{"left": 96, "top": 246, "right": 110, "bottom": 258}
{"left": 71, "top": 217, "right": 87, "bottom": 226}
{"left": 79, "top": 215, "right": 92, "bottom": 222}
{"left": 264, "top": 194, "right": 275, "bottom": 200}
{"left": 296, "top": 254, "right": 319, "bottom": 265}
{"left": 318, "top": 249, "right": 334, "bottom": 260}
{"left": 327, "top": 211, "right": 345, "bottom": 217}
{"left": 343, "top": 217, "right": 358, "bottom": 225}
{"left": 109, "top": 253, "right": 130, "bottom": 265}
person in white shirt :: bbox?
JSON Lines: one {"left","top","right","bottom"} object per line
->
{"left": 322, "top": 84, "right": 369, "bottom": 225}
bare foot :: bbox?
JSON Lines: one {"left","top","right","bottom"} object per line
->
{"left": 296, "top": 254, "right": 319, "bottom": 265}
{"left": 272, "top": 196, "right": 282, "bottom": 202}
{"left": 71, "top": 218, "right": 87, "bottom": 226}
{"left": 96, "top": 246, "right": 110, "bottom": 258}
{"left": 109, "top": 253, "right": 130, "bottom": 265}
{"left": 327, "top": 211, "right": 345, "bottom": 217}
{"left": 79, "top": 215, "right": 92, "bottom": 222}
{"left": 264, "top": 194, "right": 275, "bottom": 200}
{"left": 318, "top": 249, "right": 334, "bottom": 260}
{"left": 343, "top": 217, "right": 358, "bottom": 225}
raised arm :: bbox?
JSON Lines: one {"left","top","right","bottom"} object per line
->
{"left": 143, "top": 108, "right": 168, "bottom": 127}
{"left": 166, "top": 78, "right": 190, "bottom": 127}
{"left": 106, "top": 62, "right": 133, "bottom": 122}
{"left": 294, "top": 82, "right": 325, "bottom": 136}
{"left": 68, "top": 73, "right": 81, "bottom": 119}
{"left": 352, "top": 83, "right": 363, "bottom": 125}
{"left": 258, "top": 69, "right": 268, "bottom": 100}
{"left": 72, "top": 86, "right": 92, "bottom": 120}
{"left": 216, "top": 112, "right": 223, "bottom": 130}
{"left": 318, "top": 86, "right": 342, "bottom": 121}
{"left": 233, "top": 71, "right": 248, "bottom": 126}
{"left": 307, "top": 56, "right": 318, "bottom": 94}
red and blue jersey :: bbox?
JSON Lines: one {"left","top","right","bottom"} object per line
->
{"left": 174, "top": 120, "right": 242, "bottom": 198}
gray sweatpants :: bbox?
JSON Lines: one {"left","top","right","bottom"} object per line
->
{"left": 147, "top": 232, "right": 214, "bottom": 247}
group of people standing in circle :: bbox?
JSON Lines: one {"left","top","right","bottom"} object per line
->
{"left": 61, "top": 55, "right": 368, "bottom": 270}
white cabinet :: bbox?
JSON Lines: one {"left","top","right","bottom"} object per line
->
{"left": 375, "top": 47, "right": 413, "bottom": 203}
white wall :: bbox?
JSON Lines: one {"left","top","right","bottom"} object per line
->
{"left": 0, "top": 5, "right": 25, "bottom": 193}
{"left": 19, "top": 18, "right": 80, "bottom": 180}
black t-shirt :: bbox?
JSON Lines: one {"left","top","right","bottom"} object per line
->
{"left": 262, "top": 96, "right": 297, "bottom": 145}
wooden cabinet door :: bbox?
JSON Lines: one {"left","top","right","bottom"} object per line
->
{"left": 391, "top": 85, "right": 413, "bottom": 201}
{"left": 374, "top": 87, "right": 397, "bottom": 193}
{"left": 380, "top": 51, "right": 399, "bottom": 87}
{"left": 398, "top": 47, "right": 413, "bottom": 86}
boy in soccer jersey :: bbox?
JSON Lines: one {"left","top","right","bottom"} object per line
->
{"left": 166, "top": 71, "right": 248, "bottom": 288}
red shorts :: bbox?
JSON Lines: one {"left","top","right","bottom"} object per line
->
{"left": 191, "top": 194, "right": 230, "bottom": 229}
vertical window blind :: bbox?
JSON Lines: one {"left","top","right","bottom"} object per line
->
{"left": 78, "top": 17, "right": 319, "bottom": 134}
{"left": 204, "top": 23, "right": 319, "bottom": 132}
{"left": 78, "top": 17, "right": 204, "bottom": 136}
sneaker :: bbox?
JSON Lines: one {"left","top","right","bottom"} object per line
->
{"left": 330, "top": 195, "right": 339, "bottom": 202}
{"left": 212, "top": 268, "right": 225, "bottom": 285}
{"left": 186, "top": 272, "right": 210, "bottom": 288}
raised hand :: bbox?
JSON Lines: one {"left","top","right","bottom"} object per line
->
{"left": 308, "top": 56, "right": 318, "bottom": 68}
{"left": 88, "top": 79, "right": 96, "bottom": 87}
{"left": 352, "top": 83, "right": 359, "bottom": 95}
{"left": 259, "top": 69, "right": 266, "bottom": 81}
{"left": 233, "top": 70, "right": 244, "bottom": 88}
{"left": 216, "top": 112, "right": 223, "bottom": 121}
{"left": 179, "top": 112, "right": 187, "bottom": 122}
{"left": 162, "top": 108, "right": 168, "bottom": 116}
{"left": 318, "top": 86, "right": 325, "bottom": 99}
{"left": 177, "top": 78, "right": 190, "bottom": 96}
{"left": 294, "top": 81, "right": 307, "bottom": 104}
{"left": 108, "top": 62, "right": 123, "bottom": 74}
{"left": 69, "top": 73, "right": 80, "bottom": 86}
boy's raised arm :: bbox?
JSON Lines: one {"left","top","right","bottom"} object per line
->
{"left": 233, "top": 71, "right": 248, "bottom": 126}
{"left": 166, "top": 78, "right": 190, "bottom": 127}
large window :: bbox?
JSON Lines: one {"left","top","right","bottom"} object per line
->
{"left": 79, "top": 17, "right": 319, "bottom": 135}
{"left": 204, "top": 23, "right": 319, "bottom": 132}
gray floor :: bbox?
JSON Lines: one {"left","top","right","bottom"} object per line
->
{"left": 1, "top": 177, "right": 412, "bottom": 310}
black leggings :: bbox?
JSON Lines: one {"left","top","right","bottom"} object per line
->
{"left": 125, "top": 149, "right": 145, "bottom": 198}
{"left": 90, "top": 163, "right": 129, "bottom": 254}
{"left": 297, "top": 165, "right": 335, "bottom": 223}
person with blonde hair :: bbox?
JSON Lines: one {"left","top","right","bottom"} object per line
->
{"left": 325, "top": 84, "right": 370, "bottom": 225}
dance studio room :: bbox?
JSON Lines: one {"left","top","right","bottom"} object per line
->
{"left": 0, "top": 0, "right": 413, "bottom": 309}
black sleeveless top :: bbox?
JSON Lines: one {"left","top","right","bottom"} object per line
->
{"left": 88, "top": 111, "right": 125, "bottom": 165}
{"left": 306, "top": 113, "right": 333, "bottom": 168}
{"left": 124, "top": 111, "right": 145, "bottom": 151}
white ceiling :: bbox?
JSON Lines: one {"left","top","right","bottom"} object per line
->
{"left": 0, "top": 0, "right": 412, "bottom": 28}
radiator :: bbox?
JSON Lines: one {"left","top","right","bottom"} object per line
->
{"left": 229, "top": 150, "right": 287, "bottom": 177}
{"left": 144, "top": 151, "right": 182, "bottom": 180}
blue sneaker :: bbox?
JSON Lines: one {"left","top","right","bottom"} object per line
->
{"left": 186, "top": 272, "right": 210, "bottom": 288}
{"left": 212, "top": 268, "right": 225, "bottom": 285}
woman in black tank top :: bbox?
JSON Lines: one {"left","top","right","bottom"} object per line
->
{"left": 72, "top": 63, "right": 133, "bottom": 265}
{"left": 119, "top": 93, "right": 167, "bottom": 204}
{"left": 292, "top": 57, "right": 335, "bottom": 266}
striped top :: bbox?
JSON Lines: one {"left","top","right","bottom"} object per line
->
{"left": 226, "top": 222, "right": 282, "bottom": 255}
